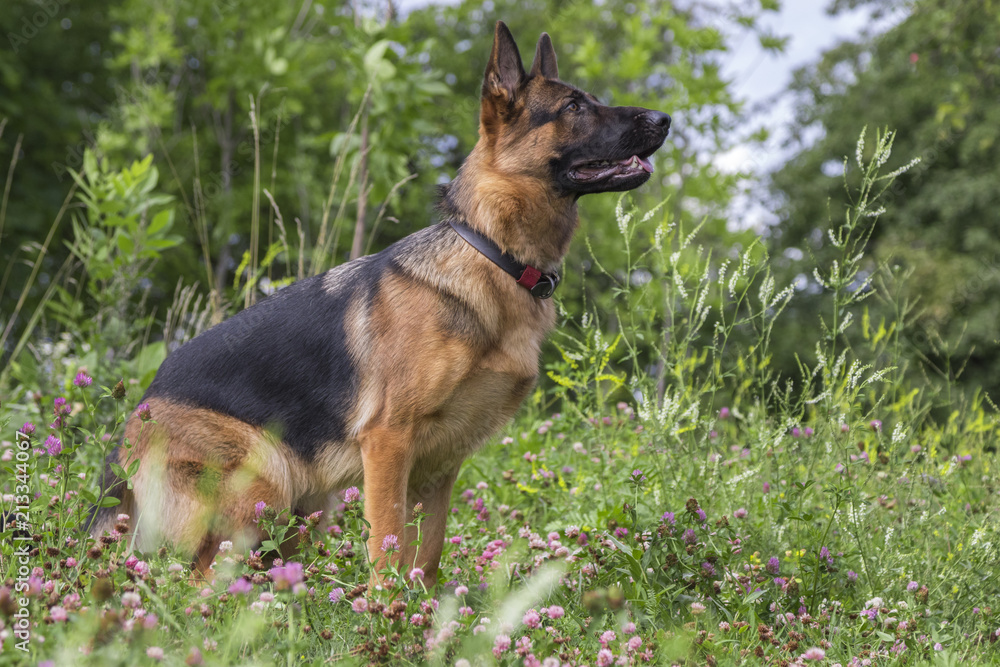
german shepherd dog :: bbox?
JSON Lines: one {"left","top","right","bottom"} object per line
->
{"left": 89, "top": 21, "right": 670, "bottom": 586}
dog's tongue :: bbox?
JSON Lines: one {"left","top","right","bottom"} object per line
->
{"left": 620, "top": 155, "right": 654, "bottom": 173}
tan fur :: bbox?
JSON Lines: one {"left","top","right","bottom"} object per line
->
{"left": 112, "top": 399, "right": 337, "bottom": 565}
{"left": 344, "top": 262, "right": 545, "bottom": 582}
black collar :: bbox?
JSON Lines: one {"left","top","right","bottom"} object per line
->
{"left": 448, "top": 219, "right": 560, "bottom": 299}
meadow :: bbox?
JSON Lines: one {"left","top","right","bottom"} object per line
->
{"left": 1, "top": 126, "right": 998, "bottom": 666}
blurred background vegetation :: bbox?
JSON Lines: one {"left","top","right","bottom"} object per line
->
{"left": 0, "top": 0, "right": 996, "bottom": 410}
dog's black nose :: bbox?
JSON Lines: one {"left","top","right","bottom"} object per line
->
{"left": 646, "top": 110, "right": 671, "bottom": 131}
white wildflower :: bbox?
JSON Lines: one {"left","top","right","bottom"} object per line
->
{"left": 882, "top": 156, "right": 921, "bottom": 180}
{"left": 863, "top": 368, "right": 893, "bottom": 386}
{"left": 812, "top": 268, "right": 830, "bottom": 290}
{"left": 837, "top": 311, "right": 854, "bottom": 334}
{"left": 769, "top": 285, "right": 794, "bottom": 309}
{"left": 673, "top": 271, "right": 688, "bottom": 299}
{"left": 855, "top": 126, "right": 867, "bottom": 169}
{"left": 728, "top": 271, "right": 740, "bottom": 298}
{"left": 759, "top": 275, "right": 774, "bottom": 308}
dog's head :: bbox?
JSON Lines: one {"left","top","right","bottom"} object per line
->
{"left": 479, "top": 21, "right": 671, "bottom": 197}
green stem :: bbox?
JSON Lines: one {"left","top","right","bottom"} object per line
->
{"left": 808, "top": 493, "right": 841, "bottom": 610}
{"left": 286, "top": 599, "right": 295, "bottom": 667}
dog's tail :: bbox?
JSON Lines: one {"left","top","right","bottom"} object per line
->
{"left": 85, "top": 447, "right": 135, "bottom": 537}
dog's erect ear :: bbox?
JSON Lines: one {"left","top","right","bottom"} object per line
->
{"left": 529, "top": 33, "right": 558, "bottom": 80}
{"left": 481, "top": 21, "right": 526, "bottom": 127}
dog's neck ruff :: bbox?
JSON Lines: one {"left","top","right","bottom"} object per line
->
{"left": 448, "top": 219, "right": 560, "bottom": 299}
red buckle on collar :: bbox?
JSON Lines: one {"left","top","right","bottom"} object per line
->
{"left": 516, "top": 265, "right": 542, "bottom": 290}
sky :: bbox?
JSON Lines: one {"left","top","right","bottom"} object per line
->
{"left": 717, "top": 1, "right": 876, "bottom": 174}
{"left": 715, "top": 2, "right": 880, "bottom": 229}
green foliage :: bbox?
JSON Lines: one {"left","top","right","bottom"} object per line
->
{"left": 0, "top": 0, "right": 118, "bottom": 328}
{"left": 3, "top": 152, "right": 178, "bottom": 397}
{"left": 768, "top": 0, "right": 1000, "bottom": 400}
{"left": 67, "top": 151, "right": 180, "bottom": 285}
{"left": 63, "top": 151, "right": 179, "bottom": 358}
{"left": 96, "top": 0, "right": 454, "bottom": 294}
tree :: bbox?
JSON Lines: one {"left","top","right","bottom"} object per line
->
{"left": 100, "top": 0, "right": 450, "bottom": 302}
{"left": 0, "top": 0, "right": 117, "bottom": 330}
{"left": 767, "top": 0, "right": 1000, "bottom": 399}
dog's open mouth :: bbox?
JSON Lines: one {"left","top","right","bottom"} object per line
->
{"left": 569, "top": 153, "right": 655, "bottom": 183}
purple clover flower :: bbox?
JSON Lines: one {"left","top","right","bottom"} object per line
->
{"left": 381, "top": 534, "right": 399, "bottom": 552}
{"left": 228, "top": 578, "right": 253, "bottom": 595}
{"left": 45, "top": 435, "right": 63, "bottom": 456}
{"left": 270, "top": 561, "right": 304, "bottom": 589}
{"left": 73, "top": 371, "right": 92, "bottom": 388}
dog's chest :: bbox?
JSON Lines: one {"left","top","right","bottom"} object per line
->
{"left": 414, "top": 318, "right": 548, "bottom": 461}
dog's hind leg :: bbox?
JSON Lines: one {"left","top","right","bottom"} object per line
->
{"left": 405, "top": 464, "right": 460, "bottom": 587}
{"left": 190, "top": 473, "right": 292, "bottom": 574}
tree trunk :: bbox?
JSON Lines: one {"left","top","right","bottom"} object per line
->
{"left": 349, "top": 109, "right": 370, "bottom": 261}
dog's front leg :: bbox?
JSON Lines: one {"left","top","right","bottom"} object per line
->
{"left": 359, "top": 425, "right": 413, "bottom": 588}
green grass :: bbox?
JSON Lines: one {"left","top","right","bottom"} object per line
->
{"left": 1, "top": 386, "right": 997, "bottom": 666}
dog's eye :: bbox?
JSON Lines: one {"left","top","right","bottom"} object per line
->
{"left": 563, "top": 101, "right": 580, "bottom": 113}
